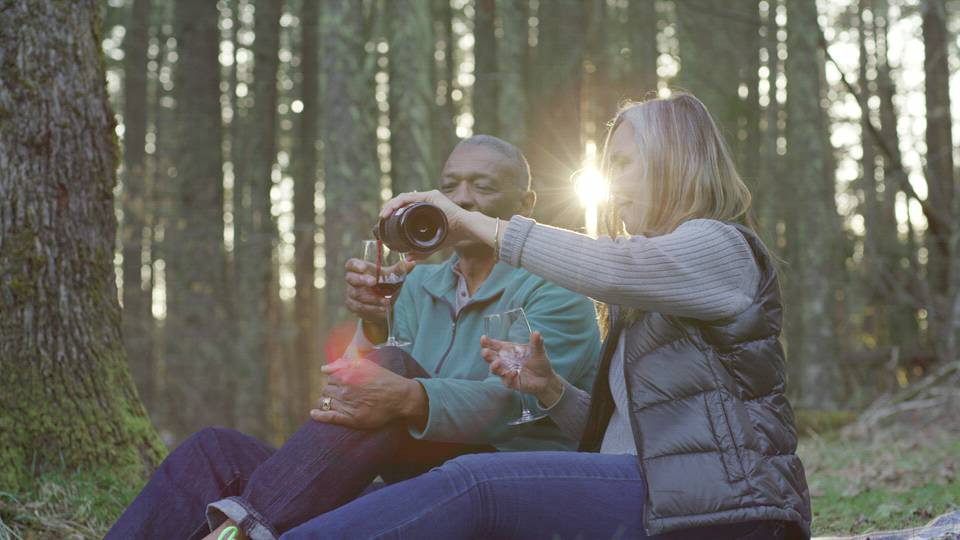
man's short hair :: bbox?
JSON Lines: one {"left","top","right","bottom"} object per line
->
{"left": 457, "top": 134, "right": 531, "bottom": 191}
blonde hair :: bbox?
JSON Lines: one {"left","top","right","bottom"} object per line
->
{"left": 597, "top": 92, "right": 756, "bottom": 336}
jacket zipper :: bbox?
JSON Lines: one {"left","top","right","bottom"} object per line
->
{"left": 433, "top": 300, "right": 459, "bottom": 374}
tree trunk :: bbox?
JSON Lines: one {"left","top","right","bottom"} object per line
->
{"left": 122, "top": 0, "right": 156, "bottom": 411}
{"left": 675, "top": 0, "right": 759, "bottom": 174}
{"left": 473, "top": 0, "right": 498, "bottom": 135}
{"left": 233, "top": 0, "right": 282, "bottom": 439}
{"left": 291, "top": 0, "right": 321, "bottom": 434}
{"left": 388, "top": 0, "right": 436, "bottom": 192}
{"left": 528, "top": 0, "right": 585, "bottom": 228}
{"left": 431, "top": 0, "right": 458, "bottom": 166}
{"left": 0, "top": 0, "right": 165, "bottom": 490}
{"left": 921, "top": 0, "right": 957, "bottom": 362}
{"left": 627, "top": 0, "right": 658, "bottom": 98}
{"left": 165, "top": 0, "right": 232, "bottom": 441}
{"left": 321, "top": 0, "right": 381, "bottom": 329}
{"left": 496, "top": 0, "right": 529, "bottom": 149}
{"left": 784, "top": 0, "right": 843, "bottom": 408}
{"left": 875, "top": 0, "right": 919, "bottom": 351}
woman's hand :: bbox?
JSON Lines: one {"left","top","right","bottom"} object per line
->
{"left": 481, "top": 331, "right": 564, "bottom": 407}
{"left": 379, "top": 190, "right": 494, "bottom": 258}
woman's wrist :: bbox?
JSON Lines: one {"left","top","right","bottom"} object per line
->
{"left": 535, "top": 373, "right": 565, "bottom": 409}
{"left": 463, "top": 212, "right": 499, "bottom": 248}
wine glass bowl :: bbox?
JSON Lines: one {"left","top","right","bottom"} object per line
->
{"left": 362, "top": 240, "right": 410, "bottom": 349}
{"left": 483, "top": 308, "right": 547, "bottom": 425}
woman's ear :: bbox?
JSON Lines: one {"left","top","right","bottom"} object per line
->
{"left": 518, "top": 190, "right": 537, "bottom": 218}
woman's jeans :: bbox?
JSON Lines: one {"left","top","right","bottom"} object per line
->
{"left": 104, "top": 348, "right": 493, "bottom": 540}
{"left": 281, "top": 452, "right": 787, "bottom": 540}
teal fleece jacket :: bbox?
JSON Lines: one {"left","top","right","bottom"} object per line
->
{"left": 390, "top": 254, "right": 601, "bottom": 451}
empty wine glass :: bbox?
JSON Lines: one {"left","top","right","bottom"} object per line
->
{"left": 362, "top": 239, "right": 410, "bottom": 349}
{"left": 483, "top": 307, "right": 547, "bottom": 425}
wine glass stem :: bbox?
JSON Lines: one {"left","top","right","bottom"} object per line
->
{"left": 516, "top": 368, "right": 531, "bottom": 416}
{"left": 384, "top": 296, "right": 395, "bottom": 345}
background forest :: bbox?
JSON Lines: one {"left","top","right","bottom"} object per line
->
{"left": 1, "top": 0, "right": 959, "bottom": 537}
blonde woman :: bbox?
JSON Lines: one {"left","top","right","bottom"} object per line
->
{"left": 281, "top": 93, "right": 811, "bottom": 540}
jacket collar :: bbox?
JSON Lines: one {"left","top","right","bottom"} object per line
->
{"left": 421, "top": 253, "right": 511, "bottom": 307}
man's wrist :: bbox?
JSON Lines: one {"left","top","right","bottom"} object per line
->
{"left": 400, "top": 378, "right": 429, "bottom": 428}
{"left": 361, "top": 319, "right": 388, "bottom": 344}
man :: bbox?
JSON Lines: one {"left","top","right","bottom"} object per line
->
{"left": 105, "top": 135, "right": 601, "bottom": 540}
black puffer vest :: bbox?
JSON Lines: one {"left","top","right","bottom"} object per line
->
{"left": 579, "top": 224, "right": 812, "bottom": 539}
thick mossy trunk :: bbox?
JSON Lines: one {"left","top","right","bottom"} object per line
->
{"left": 0, "top": 0, "right": 165, "bottom": 491}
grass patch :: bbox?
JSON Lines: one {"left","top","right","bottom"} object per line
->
{"left": 799, "top": 427, "right": 960, "bottom": 536}
{"left": 0, "top": 469, "right": 145, "bottom": 540}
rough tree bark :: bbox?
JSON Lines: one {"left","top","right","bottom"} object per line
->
{"left": 0, "top": 0, "right": 164, "bottom": 490}
{"left": 321, "top": 0, "right": 381, "bottom": 328}
{"left": 388, "top": 0, "right": 436, "bottom": 192}
{"left": 164, "top": 0, "right": 232, "bottom": 441}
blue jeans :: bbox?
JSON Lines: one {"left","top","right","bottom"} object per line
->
{"left": 105, "top": 348, "right": 493, "bottom": 540}
{"left": 282, "top": 452, "right": 786, "bottom": 539}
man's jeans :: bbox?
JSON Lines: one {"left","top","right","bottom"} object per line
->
{"left": 104, "top": 348, "right": 494, "bottom": 540}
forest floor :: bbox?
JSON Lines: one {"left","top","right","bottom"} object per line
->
{"left": 1, "top": 414, "right": 958, "bottom": 539}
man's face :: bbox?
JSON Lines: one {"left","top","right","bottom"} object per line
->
{"left": 438, "top": 144, "right": 534, "bottom": 252}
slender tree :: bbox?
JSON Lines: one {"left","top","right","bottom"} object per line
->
{"left": 321, "top": 0, "right": 381, "bottom": 328}
{"left": 0, "top": 0, "right": 164, "bottom": 489}
{"left": 292, "top": 0, "right": 321, "bottom": 431}
{"left": 388, "top": 0, "right": 436, "bottom": 192}
{"left": 496, "top": 0, "right": 529, "bottom": 149}
{"left": 627, "top": 0, "right": 658, "bottom": 98}
{"left": 784, "top": 0, "right": 843, "bottom": 408}
{"left": 473, "top": 0, "right": 498, "bottom": 135}
{"left": 528, "top": 0, "right": 586, "bottom": 228}
{"left": 122, "top": 0, "right": 156, "bottom": 409}
{"left": 165, "top": 0, "right": 232, "bottom": 440}
{"left": 432, "top": 0, "right": 459, "bottom": 165}
{"left": 233, "top": 0, "right": 282, "bottom": 438}
{"left": 921, "top": 0, "right": 956, "bottom": 362}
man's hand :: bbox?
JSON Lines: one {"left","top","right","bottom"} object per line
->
{"left": 344, "top": 258, "right": 388, "bottom": 324}
{"left": 310, "top": 356, "right": 427, "bottom": 430}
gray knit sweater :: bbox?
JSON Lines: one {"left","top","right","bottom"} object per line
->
{"left": 499, "top": 216, "right": 760, "bottom": 454}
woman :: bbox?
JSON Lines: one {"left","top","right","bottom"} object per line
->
{"left": 282, "top": 93, "right": 811, "bottom": 539}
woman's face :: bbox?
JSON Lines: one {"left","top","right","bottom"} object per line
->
{"left": 607, "top": 122, "right": 647, "bottom": 235}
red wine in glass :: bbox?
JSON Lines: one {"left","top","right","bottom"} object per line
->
{"left": 373, "top": 280, "right": 403, "bottom": 299}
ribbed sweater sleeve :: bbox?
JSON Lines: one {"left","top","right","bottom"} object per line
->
{"left": 499, "top": 216, "right": 760, "bottom": 321}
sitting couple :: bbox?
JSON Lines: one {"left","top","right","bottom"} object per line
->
{"left": 107, "top": 93, "right": 812, "bottom": 540}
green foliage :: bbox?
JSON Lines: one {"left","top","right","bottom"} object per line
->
{"left": 0, "top": 468, "right": 145, "bottom": 540}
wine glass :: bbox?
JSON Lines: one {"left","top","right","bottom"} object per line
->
{"left": 483, "top": 307, "right": 547, "bottom": 425}
{"left": 362, "top": 239, "right": 410, "bottom": 349}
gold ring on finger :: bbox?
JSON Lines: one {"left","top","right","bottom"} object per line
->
{"left": 321, "top": 396, "right": 332, "bottom": 411}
